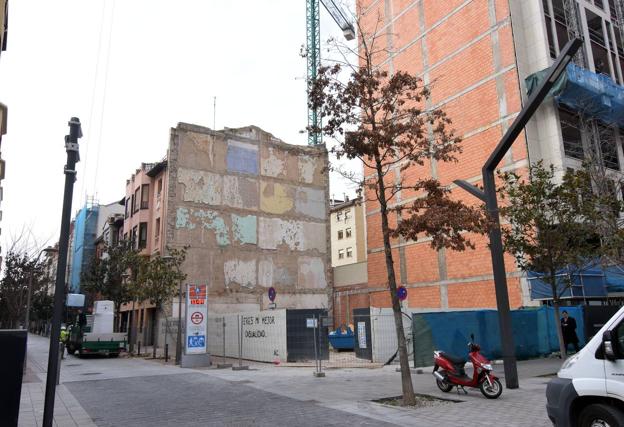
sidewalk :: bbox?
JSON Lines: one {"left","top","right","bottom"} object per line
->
{"left": 19, "top": 334, "right": 96, "bottom": 427}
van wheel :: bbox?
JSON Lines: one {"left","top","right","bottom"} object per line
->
{"left": 579, "top": 403, "right": 624, "bottom": 427}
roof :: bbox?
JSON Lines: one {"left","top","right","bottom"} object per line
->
{"left": 330, "top": 197, "right": 362, "bottom": 213}
{"left": 147, "top": 159, "right": 167, "bottom": 177}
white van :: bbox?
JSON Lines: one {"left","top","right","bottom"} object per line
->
{"left": 547, "top": 306, "right": 624, "bottom": 426}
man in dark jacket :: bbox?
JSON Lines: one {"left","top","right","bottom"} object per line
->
{"left": 561, "top": 310, "right": 579, "bottom": 353}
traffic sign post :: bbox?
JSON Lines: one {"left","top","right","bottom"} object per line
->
{"left": 180, "top": 284, "right": 210, "bottom": 368}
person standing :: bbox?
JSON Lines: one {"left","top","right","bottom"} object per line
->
{"left": 561, "top": 310, "right": 580, "bottom": 353}
{"left": 59, "top": 325, "right": 69, "bottom": 359}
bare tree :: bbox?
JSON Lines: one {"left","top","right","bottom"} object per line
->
{"left": 308, "top": 20, "right": 486, "bottom": 405}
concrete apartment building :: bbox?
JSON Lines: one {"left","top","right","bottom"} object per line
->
{"left": 330, "top": 195, "right": 370, "bottom": 326}
{"left": 357, "top": 0, "right": 624, "bottom": 311}
{"left": 120, "top": 123, "right": 331, "bottom": 347}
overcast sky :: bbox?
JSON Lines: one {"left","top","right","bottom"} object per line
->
{"left": 0, "top": 0, "right": 358, "bottom": 252}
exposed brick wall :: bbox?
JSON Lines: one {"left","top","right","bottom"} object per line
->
{"left": 360, "top": 0, "right": 527, "bottom": 310}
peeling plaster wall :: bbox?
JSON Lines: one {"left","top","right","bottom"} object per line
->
{"left": 166, "top": 123, "right": 331, "bottom": 316}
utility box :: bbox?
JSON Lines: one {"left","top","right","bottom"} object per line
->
{"left": 0, "top": 330, "right": 27, "bottom": 427}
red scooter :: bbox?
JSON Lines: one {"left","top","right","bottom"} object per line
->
{"left": 432, "top": 334, "right": 502, "bottom": 399}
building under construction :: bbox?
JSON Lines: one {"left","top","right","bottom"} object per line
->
{"left": 355, "top": 0, "right": 624, "bottom": 312}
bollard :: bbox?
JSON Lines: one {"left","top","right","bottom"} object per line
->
{"left": 217, "top": 317, "right": 232, "bottom": 369}
{"left": 165, "top": 344, "right": 169, "bottom": 362}
{"left": 138, "top": 341, "right": 141, "bottom": 356}
{"left": 313, "top": 314, "right": 325, "bottom": 378}
{"left": 56, "top": 346, "right": 62, "bottom": 385}
{"left": 232, "top": 315, "right": 248, "bottom": 371}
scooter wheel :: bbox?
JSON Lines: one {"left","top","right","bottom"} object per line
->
{"left": 480, "top": 377, "right": 502, "bottom": 399}
{"left": 436, "top": 373, "right": 453, "bottom": 393}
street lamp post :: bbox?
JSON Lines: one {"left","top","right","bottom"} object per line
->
{"left": 43, "top": 117, "right": 82, "bottom": 427}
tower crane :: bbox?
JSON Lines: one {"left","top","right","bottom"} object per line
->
{"left": 307, "top": 0, "right": 355, "bottom": 146}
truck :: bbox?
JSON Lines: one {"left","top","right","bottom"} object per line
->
{"left": 66, "top": 300, "right": 127, "bottom": 357}
{"left": 546, "top": 305, "right": 624, "bottom": 426}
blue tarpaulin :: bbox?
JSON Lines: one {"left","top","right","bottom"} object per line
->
{"left": 528, "top": 265, "right": 607, "bottom": 300}
{"left": 526, "top": 63, "right": 624, "bottom": 127}
{"left": 411, "top": 306, "right": 585, "bottom": 366}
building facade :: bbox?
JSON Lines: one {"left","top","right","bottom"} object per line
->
{"left": 119, "top": 123, "right": 331, "bottom": 349}
{"left": 357, "top": 0, "right": 624, "bottom": 311}
{"left": 330, "top": 196, "right": 366, "bottom": 267}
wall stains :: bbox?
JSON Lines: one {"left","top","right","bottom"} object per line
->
{"left": 295, "top": 187, "right": 326, "bottom": 219}
{"left": 260, "top": 182, "right": 294, "bottom": 214}
{"left": 175, "top": 207, "right": 229, "bottom": 246}
{"left": 226, "top": 140, "right": 258, "bottom": 175}
{"left": 178, "top": 168, "right": 222, "bottom": 205}
{"left": 298, "top": 155, "right": 316, "bottom": 183}
{"left": 258, "top": 218, "right": 326, "bottom": 253}
{"left": 298, "top": 256, "right": 327, "bottom": 289}
{"left": 223, "top": 175, "right": 258, "bottom": 209}
{"left": 224, "top": 259, "right": 256, "bottom": 288}
{"left": 232, "top": 214, "right": 257, "bottom": 245}
{"left": 261, "top": 147, "right": 286, "bottom": 178}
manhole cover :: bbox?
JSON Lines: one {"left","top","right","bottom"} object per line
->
{"left": 80, "top": 372, "right": 102, "bottom": 376}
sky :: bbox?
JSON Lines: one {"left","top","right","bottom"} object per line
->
{"left": 0, "top": 0, "right": 359, "bottom": 252}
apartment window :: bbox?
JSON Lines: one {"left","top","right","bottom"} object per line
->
{"left": 338, "top": 249, "right": 345, "bottom": 259}
{"left": 141, "top": 184, "right": 149, "bottom": 209}
{"left": 587, "top": 9, "right": 610, "bottom": 75}
{"left": 336, "top": 211, "right": 342, "bottom": 221}
{"left": 155, "top": 218, "right": 161, "bottom": 239}
{"left": 130, "top": 194, "right": 135, "bottom": 217}
{"left": 344, "top": 209, "right": 351, "bottom": 221}
{"left": 346, "top": 228, "right": 352, "bottom": 238}
{"left": 139, "top": 222, "right": 148, "bottom": 249}
{"left": 559, "top": 108, "right": 584, "bottom": 160}
{"left": 551, "top": 0, "right": 570, "bottom": 55}
{"left": 337, "top": 230, "right": 343, "bottom": 239}
{"left": 346, "top": 247, "right": 353, "bottom": 258}
{"left": 132, "top": 226, "right": 138, "bottom": 249}
{"left": 124, "top": 198, "right": 129, "bottom": 219}
{"left": 157, "top": 178, "right": 163, "bottom": 198}
{"left": 123, "top": 232, "right": 128, "bottom": 242}
{"left": 133, "top": 188, "right": 140, "bottom": 213}
{"left": 543, "top": 0, "right": 557, "bottom": 58}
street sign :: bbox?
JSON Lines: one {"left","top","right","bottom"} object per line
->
{"left": 190, "top": 311, "right": 204, "bottom": 325}
{"left": 397, "top": 286, "right": 408, "bottom": 301}
{"left": 268, "top": 287, "right": 276, "bottom": 302}
{"left": 185, "top": 284, "right": 208, "bottom": 355}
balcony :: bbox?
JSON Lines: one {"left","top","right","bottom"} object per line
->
{"left": 526, "top": 63, "right": 624, "bottom": 127}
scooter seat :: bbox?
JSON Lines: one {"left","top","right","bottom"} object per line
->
{"left": 440, "top": 352, "right": 466, "bottom": 365}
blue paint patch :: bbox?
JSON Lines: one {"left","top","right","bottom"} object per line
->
{"left": 227, "top": 141, "right": 258, "bottom": 175}
{"left": 232, "top": 214, "right": 257, "bottom": 245}
{"left": 176, "top": 207, "right": 195, "bottom": 229}
{"left": 194, "top": 209, "right": 230, "bottom": 246}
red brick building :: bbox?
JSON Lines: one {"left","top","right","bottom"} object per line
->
{"left": 355, "top": 0, "right": 624, "bottom": 311}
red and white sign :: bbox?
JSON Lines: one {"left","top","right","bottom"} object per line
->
{"left": 190, "top": 311, "right": 204, "bottom": 325}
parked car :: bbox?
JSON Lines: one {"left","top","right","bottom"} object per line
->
{"left": 546, "top": 305, "right": 624, "bottom": 426}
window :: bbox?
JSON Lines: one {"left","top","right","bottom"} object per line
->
{"left": 543, "top": 0, "right": 557, "bottom": 58}
{"left": 155, "top": 218, "right": 161, "bottom": 239}
{"left": 134, "top": 188, "right": 140, "bottom": 213}
{"left": 344, "top": 209, "right": 351, "bottom": 221}
{"left": 157, "top": 178, "right": 163, "bottom": 198}
{"left": 337, "top": 230, "right": 344, "bottom": 239}
{"left": 130, "top": 194, "right": 135, "bottom": 217}
{"left": 346, "top": 247, "right": 353, "bottom": 258}
{"left": 346, "top": 228, "right": 352, "bottom": 238}
{"left": 131, "top": 226, "right": 138, "bottom": 249}
{"left": 123, "top": 232, "right": 128, "bottom": 242}
{"left": 139, "top": 222, "right": 148, "bottom": 249}
{"left": 338, "top": 249, "right": 345, "bottom": 259}
{"left": 559, "top": 108, "right": 584, "bottom": 160}
{"left": 141, "top": 184, "right": 149, "bottom": 209}
{"left": 124, "top": 198, "right": 129, "bottom": 219}
{"left": 336, "top": 211, "right": 342, "bottom": 221}
{"left": 598, "top": 124, "right": 619, "bottom": 170}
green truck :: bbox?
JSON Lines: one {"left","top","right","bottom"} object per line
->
{"left": 66, "top": 311, "right": 127, "bottom": 357}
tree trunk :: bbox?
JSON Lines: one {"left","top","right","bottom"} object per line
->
{"left": 549, "top": 276, "right": 567, "bottom": 358}
{"left": 376, "top": 158, "right": 416, "bottom": 406}
{"left": 152, "top": 306, "right": 159, "bottom": 358}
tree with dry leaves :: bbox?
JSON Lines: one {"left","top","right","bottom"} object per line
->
{"left": 308, "top": 28, "right": 487, "bottom": 405}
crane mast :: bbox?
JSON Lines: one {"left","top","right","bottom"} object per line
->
{"left": 306, "top": 0, "right": 355, "bottom": 146}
